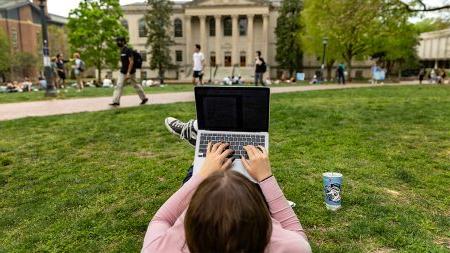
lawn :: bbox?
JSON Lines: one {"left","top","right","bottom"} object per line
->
{"left": 0, "top": 82, "right": 307, "bottom": 104}
{"left": 0, "top": 86, "right": 449, "bottom": 252}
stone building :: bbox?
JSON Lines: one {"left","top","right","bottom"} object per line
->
{"left": 120, "top": 0, "right": 372, "bottom": 82}
{"left": 418, "top": 28, "right": 450, "bottom": 69}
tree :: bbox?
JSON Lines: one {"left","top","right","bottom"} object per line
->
{"left": 413, "top": 18, "right": 450, "bottom": 33}
{"left": 10, "top": 52, "right": 39, "bottom": 79}
{"left": 369, "top": 4, "right": 420, "bottom": 77}
{"left": 48, "top": 26, "right": 70, "bottom": 59}
{"left": 145, "top": 0, "right": 174, "bottom": 84}
{"left": 0, "top": 29, "right": 11, "bottom": 80}
{"left": 275, "top": 0, "right": 303, "bottom": 77}
{"left": 302, "top": 0, "right": 384, "bottom": 81}
{"left": 67, "top": 0, "right": 128, "bottom": 83}
{"left": 302, "top": 0, "right": 418, "bottom": 81}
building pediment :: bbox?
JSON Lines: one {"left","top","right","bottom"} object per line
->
{"left": 186, "top": 0, "right": 269, "bottom": 7}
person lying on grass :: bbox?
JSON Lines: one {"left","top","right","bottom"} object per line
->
{"left": 141, "top": 139, "right": 311, "bottom": 252}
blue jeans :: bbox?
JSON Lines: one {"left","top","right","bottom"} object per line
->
{"left": 255, "top": 72, "right": 264, "bottom": 86}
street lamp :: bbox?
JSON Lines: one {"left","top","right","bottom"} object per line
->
{"left": 321, "top": 37, "right": 328, "bottom": 83}
{"left": 38, "top": 0, "right": 56, "bottom": 97}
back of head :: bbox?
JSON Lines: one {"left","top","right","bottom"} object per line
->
{"left": 185, "top": 170, "right": 272, "bottom": 253}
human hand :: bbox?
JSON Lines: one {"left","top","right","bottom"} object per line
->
{"left": 125, "top": 74, "right": 130, "bottom": 80}
{"left": 241, "top": 145, "right": 272, "bottom": 182}
{"left": 199, "top": 142, "right": 234, "bottom": 178}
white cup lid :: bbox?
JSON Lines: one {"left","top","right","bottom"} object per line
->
{"left": 323, "top": 172, "right": 343, "bottom": 178}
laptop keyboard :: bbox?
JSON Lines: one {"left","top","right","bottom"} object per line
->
{"left": 198, "top": 133, "right": 266, "bottom": 159}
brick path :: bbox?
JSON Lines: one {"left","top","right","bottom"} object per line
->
{"left": 0, "top": 83, "right": 418, "bottom": 121}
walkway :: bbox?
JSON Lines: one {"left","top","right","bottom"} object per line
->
{"left": 0, "top": 83, "right": 418, "bottom": 121}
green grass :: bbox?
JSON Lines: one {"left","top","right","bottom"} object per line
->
{"left": 0, "top": 86, "right": 449, "bottom": 252}
{"left": 0, "top": 81, "right": 323, "bottom": 104}
{"left": 0, "top": 84, "right": 194, "bottom": 104}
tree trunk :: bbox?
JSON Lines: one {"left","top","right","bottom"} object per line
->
{"left": 97, "top": 64, "right": 102, "bottom": 87}
{"left": 346, "top": 59, "right": 353, "bottom": 83}
{"left": 159, "top": 66, "right": 164, "bottom": 85}
{"left": 326, "top": 59, "right": 335, "bottom": 80}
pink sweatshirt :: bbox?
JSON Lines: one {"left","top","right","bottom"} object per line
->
{"left": 142, "top": 175, "right": 312, "bottom": 253}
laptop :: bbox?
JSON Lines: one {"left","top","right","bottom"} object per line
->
{"left": 193, "top": 86, "right": 270, "bottom": 181}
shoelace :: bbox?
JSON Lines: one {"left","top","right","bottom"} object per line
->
{"left": 180, "top": 120, "right": 195, "bottom": 140}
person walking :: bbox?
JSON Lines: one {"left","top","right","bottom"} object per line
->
{"left": 73, "top": 52, "right": 84, "bottom": 91}
{"left": 56, "top": 54, "right": 68, "bottom": 88}
{"left": 418, "top": 68, "right": 425, "bottom": 84}
{"left": 192, "top": 44, "right": 205, "bottom": 86}
{"left": 254, "top": 51, "right": 266, "bottom": 86}
{"left": 110, "top": 37, "right": 148, "bottom": 106}
{"left": 337, "top": 62, "right": 346, "bottom": 85}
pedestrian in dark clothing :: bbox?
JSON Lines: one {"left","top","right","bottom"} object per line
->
{"left": 418, "top": 68, "right": 425, "bottom": 84}
{"left": 56, "top": 54, "right": 68, "bottom": 88}
{"left": 255, "top": 51, "right": 266, "bottom": 86}
{"left": 337, "top": 63, "right": 346, "bottom": 85}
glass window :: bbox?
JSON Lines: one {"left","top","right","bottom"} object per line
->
{"left": 176, "top": 50, "right": 183, "bottom": 62}
{"left": 240, "top": 53, "right": 246, "bottom": 66}
{"left": 239, "top": 17, "right": 247, "bottom": 36}
{"left": 138, "top": 19, "right": 147, "bottom": 37}
{"left": 223, "top": 17, "right": 232, "bottom": 36}
{"left": 210, "top": 52, "right": 216, "bottom": 66}
{"left": 209, "top": 18, "right": 215, "bottom": 36}
{"left": 140, "top": 51, "right": 147, "bottom": 62}
{"left": 174, "top": 18, "right": 183, "bottom": 37}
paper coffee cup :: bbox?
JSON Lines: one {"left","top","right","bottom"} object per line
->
{"left": 323, "top": 172, "right": 343, "bottom": 211}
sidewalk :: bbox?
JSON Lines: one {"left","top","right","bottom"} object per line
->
{"left": 0, "top": 83, "right": 418, "bottom": 121}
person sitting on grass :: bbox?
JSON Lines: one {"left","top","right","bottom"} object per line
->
{"left": 141, "top": 118, "right": 312, "bottom": 253}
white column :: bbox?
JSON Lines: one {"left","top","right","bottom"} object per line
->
{"left": 247, "top": 14, "right": 254, "bottom": 66}
{"left": 199, "top": 15, "right": 207, "bottom": 60}
{"left": 262, "top": 14, "right": 269, "bottom": 62}
{"left": 215, "top": 15, "right": 222, "bottom": 66}
{"left": 185, "top": 15, "right": 192, "bottom": 66}
{"left": 232, "top": 14, "right": 239, "bottom": 66}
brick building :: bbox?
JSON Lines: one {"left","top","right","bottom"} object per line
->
{"left": 0, "top": 0, "right": 67, "bottom": 80}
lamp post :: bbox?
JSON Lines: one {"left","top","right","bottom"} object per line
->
{"left": 38, "top": 0, "right": 56, "bottom": 97}
{"left": 321, "top": 37, "right": 328, "bottom": 83}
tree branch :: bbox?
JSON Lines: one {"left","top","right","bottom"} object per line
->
{"left": 398, "top": 0, "right": 450, "bottom": 12}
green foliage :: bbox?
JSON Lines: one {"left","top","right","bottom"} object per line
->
{"left": 0, "top": 29, "right": 10, "bottom": 76}
{"left": 67, "top": 0, "right": 128, "bottom": 81}
{"left": 10, "top": 52, "right": 39, "bottom": 79}
{"left": 302, "top": 0, "right": 419, "bottom": 79}
{"left": 413, "top": 18, "right": 450, "bottom": 33}
{"left": 48, "top": 26, "right": 70, "bottom": 59}
{"left": 0, "top": 86, "right": 449, "bottom": 251}
{"left": 145, "top": 0, "right": 174, "bottom": 84}
{"left": 275, "top": 0, "right": 303, "bottom": 76}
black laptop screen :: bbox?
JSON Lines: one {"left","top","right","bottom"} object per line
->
{"left": 195, "top": 87, "right": 270, "bottom": 132}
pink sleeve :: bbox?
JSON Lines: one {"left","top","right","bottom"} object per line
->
{"left": 259, "top": 176, "right": 308, "bottom": 240}
{"left": 142, "top": 175, "right": 204, "bottom": 250}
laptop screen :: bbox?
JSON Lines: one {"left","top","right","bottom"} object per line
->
{"left": 195, "top": 86, "right": 270, "bottom": 132}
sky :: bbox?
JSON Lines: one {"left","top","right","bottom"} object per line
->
{"left": 48, "top": 0, "right": 448, "bottom": 19}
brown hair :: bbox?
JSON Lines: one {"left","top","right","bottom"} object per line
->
{"left": 184, "top": 170, "right": 272, "bottom": 253}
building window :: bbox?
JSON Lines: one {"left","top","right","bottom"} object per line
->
{"left": 174, "top": 18, "right": 183, "bottom": 37}
{"left": 209, "top": 18, "right": 215, "bottom": 36}
{"left": 240, "top": 52, "right": 246, "bottom": 66}
{"left": 138, "top": 19, "right": 147, "bottom": 37}
{"left": 121, "top": 20, "right": 129, "bottom": 31}
{"left": 210, "top": 52, "right": 216, "bottom": 66}
{"left": 140, "top": 51, "right": 147, "bottom": 62}
{"left": 223, "top": 17, "right": 232, "bottom": 36}
{"left": 176, "top": 50, "right": 183, "bottom": 62}
{"left": 224, "top": 51, "right": 232, "bottom": 67}
{"left": 11, "top": 29, "right": 18, "bottom": 49}
{"left": 239, "top": 17, "right": 247, "bottom": 36}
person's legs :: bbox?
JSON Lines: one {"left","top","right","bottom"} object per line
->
{"left": 130, "top": 74, "right": 147, "bottom": 101}
{"left": 182, "top": 166, "right": 194, "bottom": 185}
{"left": 199, "top": 73, "right": 203, "bottom": 85}
{"left": 112, "top": 73, "right": 126, "bottom": 104}
{"left": 165, "top": 117, "right": 198, "bottom": 146}
{"left": 259, "top": 73, "right": 265, "bottom": 86}
{"left": 254, "top": 73, "right": 259, "bottom": 86}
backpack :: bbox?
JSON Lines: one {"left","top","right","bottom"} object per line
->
{"left": 132, "top": 50, "right": 143, "bottom": 69}
{"left": 261, "top": 61, "right": 267, "bottom": 73}
{"left": 78, "top": 60, "right": 85, "bottom": 72}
